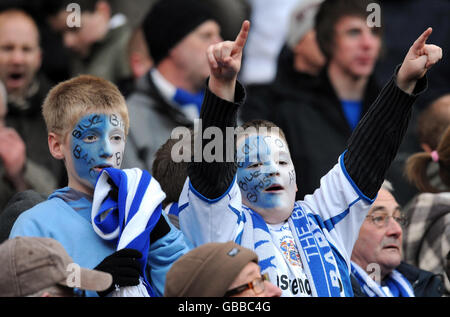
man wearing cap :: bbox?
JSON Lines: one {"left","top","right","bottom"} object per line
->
{"left": 165, "top": 241, "right": 281, "bottom": 297}
{"left": 122, "top": 0, "right": 222, "bottom": 170}
{"left": 0, "top": 237, "right": 112, "bottom": 297}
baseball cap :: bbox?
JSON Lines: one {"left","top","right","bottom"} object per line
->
{"left": 164, "top": 241, "right": 258, "bottom": 297}
{"left": 286, "top": 0, "right": 324, "bottom": 50}
{"left": 0, "top": 237, "right": 112, "bottom": 297}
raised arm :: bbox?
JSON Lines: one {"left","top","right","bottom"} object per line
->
{"left": 344, "top": 28, "right": 442, "bottom": 199}
{"left": 188, "top": 21, "right": 250, "bottom": 199}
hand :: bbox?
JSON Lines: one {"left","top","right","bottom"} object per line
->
{"left": 207, "top": 20, "right": 250, "bottom": 101}
{"left": 94, "top": 248, "right": 142, "bottom": 297}
{"left": 0, "top": 127, "right": 27, "bottom": 182}
{"left": 397, "top": 27, "right": 442, "bottom": 94}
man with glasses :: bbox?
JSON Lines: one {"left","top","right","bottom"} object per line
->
{"left": 350, "top": 181, "right": 444, "bottom": 297}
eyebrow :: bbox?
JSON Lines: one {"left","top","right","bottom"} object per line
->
{"left": 370, "top": 205, "right": 401, "bottom": 213}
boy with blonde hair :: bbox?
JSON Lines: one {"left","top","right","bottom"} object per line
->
{"left": 10, "top": 75, "right": 188, "bottom": 297}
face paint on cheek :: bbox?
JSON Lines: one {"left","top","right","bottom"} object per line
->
{"left": 70, "top": 113, "right": 125, "bottom": 187}
{"left": 237, "top": 167, "right": 284, "bottom": 208}
{"left": 71, "top": 134, "right": 101, "bottom": 186}
{"left": 237, "top": 135, "right": 282, "bottom": 209}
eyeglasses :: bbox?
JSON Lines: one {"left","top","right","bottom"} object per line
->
{"left": 366, "top": 213, "right": 407, "bottom": 228}
{"left": 224, "top": 273, "right": 269, "bottom": 297}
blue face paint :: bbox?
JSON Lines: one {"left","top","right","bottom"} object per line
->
{"left": 70, "top": 113, "right": 125, "bottom": 187}
{"left": 236, "top": 134, "right": 296, "bottom": 211}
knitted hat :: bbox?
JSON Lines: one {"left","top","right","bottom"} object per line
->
{"left": 286, "top": 0, "right": 324, "bottom": 50}
{"left": 164, "top": 241, "right": 259, "bottom": 297}
{"left": 142, "top": 0, "right": 216, "bottom": 65}
{"left": 0, "top": 237, "right": 112, "bottom": 296}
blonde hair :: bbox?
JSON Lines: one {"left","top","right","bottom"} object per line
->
{"left": 405, "top": 126, "right": 450, "bottom": 192}
{"left": 42, "top": 75, "right": 129, "bottom": 139}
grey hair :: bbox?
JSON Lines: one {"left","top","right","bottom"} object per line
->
{"left": 380, "top": 180, "right": 394, "bottom": 193}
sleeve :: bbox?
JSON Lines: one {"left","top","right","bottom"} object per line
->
{"left": 178, "top": 177, "right": 245, "bottom": 248}
{"left": 187, "top": 79, "right": 246, "bottom": 199}
{"left": 343, "top": 66, "right": 427, "bottom": 199}
{"left": 301, "top": 155, "right": 373, "bottom": 266}
{"left": 302, "top": 68, "right": 427, "bottom": 265}
{"left": 9, "top": 210, "right": 46, "bottom": 239}
{"left": 146, "top": 212, "right": 190, "bottom": 296}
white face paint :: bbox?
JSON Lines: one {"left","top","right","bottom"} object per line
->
{"left": 67, "top": 112, "right": 125, "bottom": 192}
{"left": 236, "top": 133, "right": 297, "bottom": 224}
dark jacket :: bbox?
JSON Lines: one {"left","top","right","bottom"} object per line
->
{"left": 239, "top": 45, "right": 319, "bottom": 124}
{"left": 5, "top": 73, "right": 66, "bottom": 188}
{"left": 351, "top": 261, "right": 445, "bottom": 297}
{"left": 271, "top": 66, "right": 380, "bottom": 200}
{"left": 122, "top": 70, "right": 194, "bottom": 171}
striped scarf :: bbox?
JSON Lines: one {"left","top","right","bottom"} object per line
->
{"left": 239, "top": 202, "right": 344, "bottom": 297}
{"left": 351, "top": 261, "right": 415, "bottom": 297}
{"left": 91, "top": 168, "right": 166, "bottom": 297}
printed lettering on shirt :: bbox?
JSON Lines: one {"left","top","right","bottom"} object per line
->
{"left": 276, "top": 274, "right": 312, "bottom": 296}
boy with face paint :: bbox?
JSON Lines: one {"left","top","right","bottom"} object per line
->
{"left": 9, "top": 75, "right": 189, "bottom": 297}
{"left": 178, "top": 21, "right": 442, "bottom": 296}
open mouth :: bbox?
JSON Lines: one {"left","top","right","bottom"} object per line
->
{"left": 264, "top": 184, "right": 284, "bottom": 193}
{"left": 9, "top": 73, "right": 24, "bottom": 80}
{"left": 6, "top": 72, "right": 25, "bottom": 87}
{"left": 92, "top": 164, "right": 113, "bottom": 173}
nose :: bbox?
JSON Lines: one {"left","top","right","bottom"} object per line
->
{"left": 10, "top": 48, "right": 25, "bottom": 64}
{"left": 262, "top": 160, "right": 279, "bottom": 177}
{"left": 263, "top": 281, "right": 282, "bottom": 297}
{"left": 99, "top": 138, "right": 113, "bottom": 158}
{"left": 385, "top": 216, "right": 402, "bottom": 239}
{"left": 361, "top": 29, "right": 379, "bottom": 50}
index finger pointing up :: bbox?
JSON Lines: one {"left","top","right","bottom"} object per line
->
{"left": 233, "top": 20, "right": 250, "bottom": 54}
{"left": 413, "top": 27, "right": 432, "bottom": 50}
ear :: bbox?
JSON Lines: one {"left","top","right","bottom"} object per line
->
{"left": 48, "top": 132, "right": 66, "bottom": 160}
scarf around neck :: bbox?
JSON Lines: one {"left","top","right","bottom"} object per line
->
{"left": 351, "top": 261, "right": 415, "bottom": 297}
{"left": 241, "top": 202, "right": 345, "bottom": 297}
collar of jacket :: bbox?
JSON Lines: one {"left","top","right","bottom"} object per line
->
{"left": 135, "top": 70, "right": 194, "bottom": 127}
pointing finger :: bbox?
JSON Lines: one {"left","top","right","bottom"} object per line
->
{"left": 412, "top": 27, "right": 432, "bottom": 51}
{"left": 233, "top": 20, "right": 250, "bottom": 54}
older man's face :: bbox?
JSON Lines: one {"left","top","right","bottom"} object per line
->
{"left": 351, "top": 189, "right": 404, "bottom": 279}
{"left": 0, "top": 13, "right": 41, "bottom": 99}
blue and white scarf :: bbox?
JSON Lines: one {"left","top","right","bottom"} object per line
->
{"left": 351, "top": 261, "right": 415, "bottom": 297}
{"left": 241, "top": 202, "right": 344, "bottom": 297}
{"left": 91, "top": 167, "right": 166, "bottom": 297}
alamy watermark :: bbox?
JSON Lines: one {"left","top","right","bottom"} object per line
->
{"left": 367, "top": 2, "right": 381, "bottom": 27}
{"left": 66, "top": 3, "right": 81, "bottom": 28}
{"left": 169, "top": 119, "right": 284, "bottom": 166}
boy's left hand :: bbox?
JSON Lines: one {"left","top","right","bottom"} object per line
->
{"left": 397, "top": 27, "right": 442, "bottom": 94}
